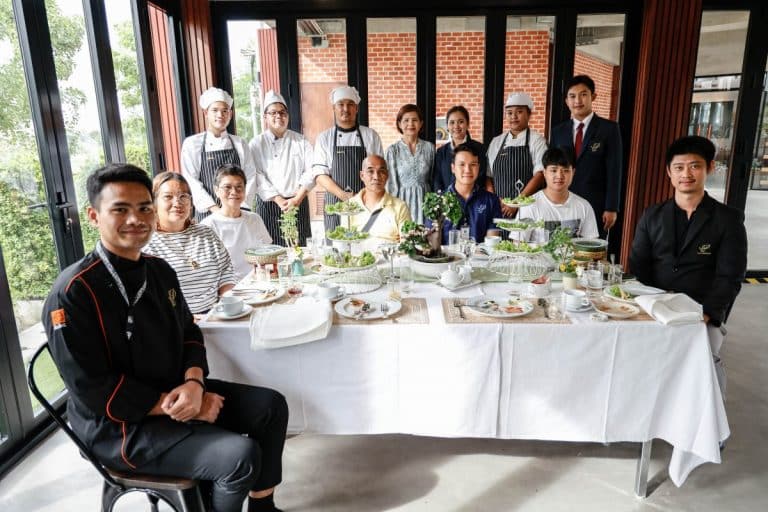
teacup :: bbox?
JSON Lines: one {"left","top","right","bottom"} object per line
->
{"left": 563, "top": 289, "right": 590, "bottom": 310}
{"left": 216, "top": 296, "right": 244, "bottom": 316}
{"left": 485, "top": 235, "right": 501, "bottom": 249}
{"left": 317, "top": 282, "right": 343, "bottom": 299}
{"left": 527, "top": 276, "right": 551, "bottom": 298}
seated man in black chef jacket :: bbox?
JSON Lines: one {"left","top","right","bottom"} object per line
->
{"left": 43, "top": 163, "right": 287, "bottom": 512}
{"left": 629, "top": 136, "right": 747, "bottom": 397}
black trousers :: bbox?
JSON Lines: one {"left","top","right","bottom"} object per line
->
{"left": 136, "top": 380, "right": 288, "bottom": 512}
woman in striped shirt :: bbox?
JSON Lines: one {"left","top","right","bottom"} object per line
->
{"left": 144, "top": 172, "right": 236, "bottom": 314}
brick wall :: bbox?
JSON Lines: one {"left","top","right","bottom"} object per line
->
{"left": 503, "top": 30, "right": 551, "bottom": 135}
{"left": 298, "top": 33, "right": 348, "bottom": 83}
{"left": 574, "top": 50, "right": 620, "bottom": 120}
{"left": 436, "top": 31, "right": 486, "bottom": 142}
{"left": 367, "top": 32, "right": 418, "bottom": 149}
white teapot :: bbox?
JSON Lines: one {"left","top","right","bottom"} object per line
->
{"left": 439, "top": 265, "right": 471, "bottom": 288}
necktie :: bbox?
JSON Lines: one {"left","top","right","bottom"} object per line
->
{"left": 574, "top": 122, "right": 584, "bottom": 158}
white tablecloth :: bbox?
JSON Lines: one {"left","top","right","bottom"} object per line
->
{"left": 200, "top": 281, "right": 728, "bottom": 487}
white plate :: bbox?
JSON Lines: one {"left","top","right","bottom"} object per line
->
{"left": 603, "top": 283, "right": 664, "bottom": 303}
{"left": 210, "top": 304, "right": 253, "bottom": 320}
{"left": 466, "top": 296, "right": 534, "bottom": 318}
{"left": 334, "top": 297, "right": 403, "bottom": 320}
{"left": 243, "top": 287, "right": 286, "bottom": 305}
{"left": 592, "top": 300, "right": 640, "bottom": 319}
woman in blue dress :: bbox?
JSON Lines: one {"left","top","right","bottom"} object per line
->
{"left": 385, "top": 104, "right": 435, "bottom": 224}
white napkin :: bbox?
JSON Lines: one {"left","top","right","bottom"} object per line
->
{"left": 635, "top": 293, "right": 703, "bottom": 325}
{"left": 250, "top": 297, "right": 332, "bottom": 349}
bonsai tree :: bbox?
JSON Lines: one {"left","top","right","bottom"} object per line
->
{"left": 279, "top": 207, "right": 300, "bottom": 251}
{"left": 399, "top": 191, "right": 462, "bottom": 258}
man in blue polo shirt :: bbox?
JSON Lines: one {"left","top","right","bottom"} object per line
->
{"left": 438, "top": 143, "right": 501, "bottom": 243}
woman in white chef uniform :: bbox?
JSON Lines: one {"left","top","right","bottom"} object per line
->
{"left": 312, "top": 85, "right": 383, "bottom": 231}
{"left": 249, "top": 90, "right": 315, "bottom": 246}
{"left": 180, "top": 87, "right": 257, "bottom": 221}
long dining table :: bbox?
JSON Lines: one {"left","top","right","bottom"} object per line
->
{"left": 199, "top": 274, "right": 728, "bottom": 497}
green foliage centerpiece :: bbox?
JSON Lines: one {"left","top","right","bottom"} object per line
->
{"left": 543, "top": 227, "right": 575, "bottom": 276}
{"left": 399, "top": 191, "right": 462, "bottom": 258}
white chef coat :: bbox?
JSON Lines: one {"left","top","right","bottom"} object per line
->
{"left": 311, "top": 125, "right": 383, "bottom": 177}
{"left": 249, "top": 129, "right": 315, "bottom": 201}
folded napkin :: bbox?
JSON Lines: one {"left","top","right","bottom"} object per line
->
{"left": 635, "top": 293, "right": 703, "bottom": 325}
{"left": 250, "top": 297, "right": 332, "bottom": 349}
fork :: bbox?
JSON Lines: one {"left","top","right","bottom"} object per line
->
{"left": 453, "top": 299, "right": 466, "bottom": 320}
{"left": 380, "top": 302, "right": 390, "bottom": 319}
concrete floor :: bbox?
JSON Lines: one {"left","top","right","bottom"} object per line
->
{"left": 1, "top": 285, "right": 766, "bottom": 512}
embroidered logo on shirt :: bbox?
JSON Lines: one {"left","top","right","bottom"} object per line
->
{"left": 697, "top": 243, "right": 712, "bottom": 256}
{"left": 168, "top": 288, "right": 177, "bottom": 307}
{"left": 476, "top": 204, "right": 487, "bottom": 214}
{"left": 51, "top": 309, "right": 67, "bottom": 330}
{"left": 590, "top": 142, "right": 601, "bottom": 152}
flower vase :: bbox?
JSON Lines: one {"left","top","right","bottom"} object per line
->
{"left": 562, "top": 273, "right": 578, "bottom": 290}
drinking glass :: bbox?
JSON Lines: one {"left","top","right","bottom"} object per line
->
{"left": 277, "top": 256, "right": 291, "bottom": 288}
{"left": 608, "top": 264, "right": 623, "bottom": 285}
{"left": 585, "top": 261, "right": 604, "bottom": 298}
{"left": 459, "top": 226, "right": 470, "bottom": 242}
{"left": 380, "top": 243, "right": 398, "bottom": 278}
{"left": 400, "top": 258, "right": 415, "bottom": 293}
{"left": 448, "top": 229, "right": 460, "bottom": 248}
{"left": 387, "top": 276, "right": 402, "bottom": 301}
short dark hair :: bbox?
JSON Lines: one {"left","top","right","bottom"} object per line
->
{"left": 152, "top": 171, "right": 190, "bottom": 199}
{"left": 445, "top": 105, "right": 470, "bottom": 124}
{"left": 452, "top": 143, "right": 480, "bottom": 162}
{"left": 87, "top": 163, "right": 152, "bottom": 208}
{"left": 665, "top": 135, "right": 716, "bottom": 167}
{"left": 565, "top": 75, "right": 596, "bottom": 95}
{"left": 395, "top": 104, "right": 424, "bottom": 134}
{"left": 214, "top": 164, "right": 247, "bottom": 187}
{"left": 542, "top": 147, "right": 575, "bottom": 168}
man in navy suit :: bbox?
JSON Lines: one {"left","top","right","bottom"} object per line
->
{"left": 550, "top": 75, "right": 622, "bottom": 238}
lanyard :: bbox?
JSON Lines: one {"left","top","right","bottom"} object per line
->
{"left": 96, "top": 243, "right": 147, "bottom": 341}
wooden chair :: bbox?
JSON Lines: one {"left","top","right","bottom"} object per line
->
{"left": 27, "top": 343, "right": 206, "bottom": 512}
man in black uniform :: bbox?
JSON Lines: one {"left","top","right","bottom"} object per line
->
{"left": 43, "top": 164, "right": 287, "bottom": 512}
{"left": 630, "top": 136, "right": 747, "bottom": 396}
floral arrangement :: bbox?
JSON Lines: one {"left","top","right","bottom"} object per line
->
{"left": 279, "top": 207, "right": 299, "bottom": 249}
{"left": 544, "top": 227, "right": 575, "bottom": 275}
{"left": 399, "top": 192, "right": 462, "bottom": 258}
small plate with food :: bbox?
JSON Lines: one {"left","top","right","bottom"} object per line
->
{"left": 501, "top": 195, "right": 536, "bottom": 207}
{"left": 466, "top": 296, "right": 534, "bottom": 318}
{"left": 335, "top": 297, "right": 402, "bottom": 320}
{"left": 604, "top": 283, "right": 664, "bottom": 304}
{"left": 592, "top": 299, "right": 641, "bottom": 319}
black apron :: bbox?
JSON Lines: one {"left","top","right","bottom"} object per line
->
{"left": 491, "top": 129, "right": 534, "bottom": 200}
{"left": 194, "top": 132, "right": 241, "bottom": 222}
{"left": 324, "top": 126, "right": 367, "bottom": 231}
{"left": 256, "top": 196, "right": 311, "bottom": 247}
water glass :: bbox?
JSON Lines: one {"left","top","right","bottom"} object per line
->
{"left": 608, "top": 264, "right": 623, "bottom": 285}
{"left": 459, "top": 226, "right": 470, "bottom": 242}
{"left": 448, "top": 229, "right": 460, "bottom": 248}
{"left": 585, "top": 261, "right": 604, "bottom": 298}
{"left": 387, "top": 276, "right": 402, "bottom": 301}
{"left": 277, "top": 256, "right": 291, "bottom": 288}
{"left": 400, "top": 259, "right": 415, "bottom": 293}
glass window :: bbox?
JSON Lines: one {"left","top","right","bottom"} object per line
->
{"left": 573, "top": 14, "right": 626, "bottom": 122}
{"left": 503, "top": 15, "right": 555, "bottom": 137}
{"left": 105, "top": 1, "right": 151, "bottom": 172}
{"left": 227, "top": 19, "right": 280, "bottom": 142}
{"left": 436, "top": 16, "right": 486, "bottom": 144}
{"left": 1, "top": 0, "right": 74, "bottom": 414}
{"left": 690, "top": 11, "right": 750, "bottom": 203}
{"left": 746, "top": 62, "right": 768, "bottom": 269}
{"left": 366, "top": 18, "right": 417, "bottom": 150}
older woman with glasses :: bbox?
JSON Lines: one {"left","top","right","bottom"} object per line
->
{"left": 144, "top": 172, "right": 236, "bottom": 314}
{"left": 202, "top": 164, "right": 272, "bottom": 280}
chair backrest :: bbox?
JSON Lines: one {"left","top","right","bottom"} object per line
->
{"left": 27, "top": 343, "right": 120, "bottom": 488}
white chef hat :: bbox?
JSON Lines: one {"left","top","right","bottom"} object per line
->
{"left": 329, "top": 85, "right": 361, "bottom": 105}
{"left": 199, "top": 87, "right": 234, "bottom": 110}
{"left": 504, "top": 92, "right": 534, "bottom": 111}
{"left": 263, "top": 90, "right": 287, "bottom": 111}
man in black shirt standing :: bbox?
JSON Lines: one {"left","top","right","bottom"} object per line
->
{"left": 630, "top": 136, "right": 747, "bottom": 396}
{"left": 43, "top": 164, "right": 287, "bottom": 512}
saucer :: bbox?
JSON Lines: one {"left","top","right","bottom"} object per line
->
{"left": 436, "top": 279, "right": 481, "bottom": 292}
{"left": 566, "top": 302, "right": 593, "bottom": 313}
{"left": 313, "top": 290, "right": 345, "bottom": 302}
{"left": 212, "top": 304, "right": 253, "bottom": 320}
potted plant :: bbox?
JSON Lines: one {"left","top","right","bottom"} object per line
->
{"left": 279, "top": 207, "right": 304, "bottom": 275}
{"left": 544, "top": 227, "right": 577, "bottom": 288}
{"left": 400, "top": 191, "right": 462, "bottom": 258}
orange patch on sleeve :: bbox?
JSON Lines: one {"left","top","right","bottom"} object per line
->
{"left": 51, "top": 309, "right": 67, "bottom": 329}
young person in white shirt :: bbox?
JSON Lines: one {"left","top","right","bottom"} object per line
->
{"left": 517, "top": 146, "right": 599, "bottom": 239}
{"left": 181, "top": 87, "right": 257, "bottom": 221}
{"left": 202, "top": 164, "right": 272, "bottom": 280}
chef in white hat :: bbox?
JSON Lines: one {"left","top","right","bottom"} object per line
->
{"left": 312, "top": 85, "right": 383, "bottom": 231}
{"left": 180, "top": 87, "right": 257, "bottom": 221}
{"left": 486, "top": 92, "right": 548, "bottom": 218}
{"left": 247, "top": 90, "right": 315, "bottom": 246}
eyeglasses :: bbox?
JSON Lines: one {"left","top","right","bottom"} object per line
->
{"left": 160, "top": 193, "right": 192, "bottom": 204}
{"left": 265, "top": 110, "right": 288, "bottom": 118}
